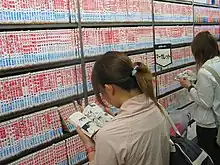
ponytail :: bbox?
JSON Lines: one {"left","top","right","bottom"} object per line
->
{"left": 132, "top": 62, "right": 163, "bottom": 112}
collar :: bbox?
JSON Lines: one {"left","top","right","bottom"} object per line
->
{"left": 114, "top": 94, "right": 154, "bottom": 119}
{"left": 203, "top": 56, "right": 220, "bottom": 66}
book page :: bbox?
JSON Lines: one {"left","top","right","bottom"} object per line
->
{"left": 175, "top": 70, "right": 197, "bottom": 82}
{"left": 83, "top": 103, "right": 114, "bottom": 127}
{"left": 68, "top": 112, "right": 101, "bottom": 138}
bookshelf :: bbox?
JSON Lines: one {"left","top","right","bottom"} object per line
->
{"left": 0, "top": 0, "right": 219, "bottom": 164}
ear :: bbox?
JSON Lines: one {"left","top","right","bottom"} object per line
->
{"left": 104, "top": 84, "right": 114, "bottom": 95}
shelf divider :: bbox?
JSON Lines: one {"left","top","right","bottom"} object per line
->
{"left": 0, "top": 59, "right": 82, "bottom": 78}
{"left": 193, "top": 2, "right": 220, "bottom": 8}
{"left": 0, "top": 23, "right": 78, "bottom": 31}
{"left": 0, "top": 94, "right": 84, "bottom": 123}
{"left": 153, "top": 0, "right": 193, "bottom": 5}
{"left": 155, "top": 61, "right": 196, "bottom": 76}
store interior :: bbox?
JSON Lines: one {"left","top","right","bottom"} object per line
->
{"left": 0, "top": 0, "right": 219, "bottom": 164}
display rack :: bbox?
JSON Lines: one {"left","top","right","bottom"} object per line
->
{"left": 0, "top": 0, "right": 219, "bottom": 164}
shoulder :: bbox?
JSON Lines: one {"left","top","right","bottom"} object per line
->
{"left": 198, "top": 67, "right": 217, "bottom": 84}
{"left": 96, "top": 120, "right": 129, "bottom": 142}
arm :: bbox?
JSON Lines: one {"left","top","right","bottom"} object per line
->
{"left": 77, "top": 127, "right": 118, "bottom": 165}
{"left": 189, "top": 69, "right": 214, "bottom": 109}
{"left": 93, "top": 132, "right": 118, "bottom": 165}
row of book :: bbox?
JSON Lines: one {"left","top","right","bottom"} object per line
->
{"left": 155, "top": 26, "right": 193, "bottom": 45}
{"left": 154, "top": 1, "right": 193, "bottom": 22}
{"left": 159, "top": 88, "right": 191, "bottom": 112}
{"left": 78, "top": 0, "right": 152, "bottom": 22}
{"left": 9, "top": 135, "right": 87, "bottom": 165}
{"left": 194, "top": 6, "right": 220, "bottom": 23}
{"left": 0, "top": 101, "right": 89, "bottom": 162}
{"left": 157, "top": 65, "right": 196, "bottom": 95}
{"left": 0, "top": 107, "right": 63, "bottom": 161}
{"left": 0, "top": 65, "right": 83, "bottom": 115}
{"left": 0, "top": 29, "right": 80, "bottom": 70}
{"left": 82, "top": 27, "right": 153, "bottom": 57}
{"left": 0, "top": 0, "right": 219, "bottom": 23}
{"left": 155, "top": 25, "right": 220, "bottom": 45}
{"left": 194, "top": 25, "right": 220, "bottom": 39}
{"left": 0, "top": 0, "right": 71, "bottom": 23}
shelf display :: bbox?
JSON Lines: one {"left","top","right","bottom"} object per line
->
{"left": 154, "top": 1, "right": 193, "bottom": 22}
{"left": 0, "top": 0, "right": 70, "bottom": 24}
{"left": 0, "top": 30, "right": 80, "bottom": 70}
{"left": 0, "top": 0, "right": 219, "bottom": 164}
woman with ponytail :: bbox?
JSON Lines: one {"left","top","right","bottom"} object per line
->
{"left": 77, "top": 51, "right": 170, "bottom": 165}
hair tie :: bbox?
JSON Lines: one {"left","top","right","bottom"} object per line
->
{"left": 132, "top": 65, "right": 139, "bottom": 76}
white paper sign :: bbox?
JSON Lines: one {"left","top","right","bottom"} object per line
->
{"left": 155, "top": 48, "right": 172, "bottom": 67}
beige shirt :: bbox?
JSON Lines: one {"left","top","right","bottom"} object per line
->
{"left": 92, "top": 94, "right": 170, "bottom": 165}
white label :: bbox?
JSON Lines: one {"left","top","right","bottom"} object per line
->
{"left": 156, "top": 48, "right": 172, "bottom": 67}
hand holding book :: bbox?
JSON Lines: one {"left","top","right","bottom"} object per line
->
{"left": 68, "top": 103, "right": 114, "bottom": 138}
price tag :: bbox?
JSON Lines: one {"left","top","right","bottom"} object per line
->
{"left": 155, "top": 44, "right": 172, "bottom": 67}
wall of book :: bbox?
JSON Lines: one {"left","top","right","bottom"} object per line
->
{"left": 0, "top": 0, "right": 219, "bottom": 164}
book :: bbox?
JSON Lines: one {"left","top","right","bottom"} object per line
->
{"left": 175, "top": 70, "right": 197, "bottom": 83}
{"left": 68, "top": 103, "right": 113, "bottom": 138}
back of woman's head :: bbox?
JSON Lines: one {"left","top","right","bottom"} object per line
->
{"left": 191, "top": 31, "right": 220, "bottom": 69}
{"left": 91, "top": 51, "right": 158, "bottom": 108}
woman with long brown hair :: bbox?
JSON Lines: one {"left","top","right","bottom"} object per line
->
{"left": 179, "top": 31, "right": 220, "bottom": 164}
{"left": 77, "top": 51, "right": 170, "bottom": 165}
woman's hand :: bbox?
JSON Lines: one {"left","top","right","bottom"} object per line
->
{"left": 76, "top": 126, "right": 95, "bottom": 148}
{"left": 179, "top": 78, "right": 191, "bottom": 89}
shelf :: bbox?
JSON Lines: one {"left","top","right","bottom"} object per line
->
{"left": 153, "top": 0, "right": 192, "bottom": 5}
{"left": 0, "top": 58, "right": 82, "bottom": 78}
{"left": 194, "top": 22, "right": 220, "bottom": 25}
{"left": 171, "top": 42, "right": 191, "bottom": 48}
{"left": 81, "top": 22, "right": 153, "bottom": 28}
{"left": 177, "top": 101, "right": 194, "bottom": 110}
{"left": 84, "top": 56, "right": 100, "bottom": 63}
{"left": 76, "top": 159, "right": 89, "bottom": 165}
{"left": 0, "top": 131, "right": 78, "bottom": 165}
{"left": 88, "top": 90, "right": 95, "bottom": 97}
{"left": 126, "top": 48, "right": 154, "bottom": 56}
{"left": 193, "top": 2, "right": 220, "bottom": 8}
{"left": 156, "top": 62, "right": 196, "bottom": 76}
{"left": 0, "top": 23, "right": 78, "bottom": 31}
{"left": 157, "top": 86, "right": 183, "bottom": 99}
{"left": 84, "top": 48, "right": 154, "bottom": 63}
{"left": 0, "top": 94, "right": 84, "bottom": 123}
{"left": 154, "top": 22, "right": 193, "bottom": 26}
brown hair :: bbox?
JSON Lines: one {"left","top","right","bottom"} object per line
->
{"left": 191, "top": 31, "right": 220, "bottom": 69}
{"left": 91, "top": 51, "right": 162, "bottom": 110}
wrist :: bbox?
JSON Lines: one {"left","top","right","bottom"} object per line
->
{"left": 188, "top": 85, "right": 194, "bottom": 92}
{"left": 86, "top": 146, "right": 95, "bottom": 154}
{"left": 86, "top": 146, "right": 95, "bottom": 162}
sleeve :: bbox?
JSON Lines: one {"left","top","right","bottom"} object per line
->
{"left": 189, "top": 68, "right": 215, "bottom": 109}
{"left": 93, "top": 132, "right": 119, "bottom": 165}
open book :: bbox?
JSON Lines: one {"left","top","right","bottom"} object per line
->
{"left": 175, "top": 70, "right": 197, "bottom": 83}
{"left": 68, "top": 103, "right": 114, "bottom": 138}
